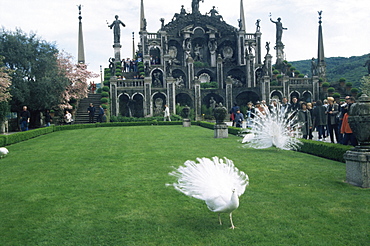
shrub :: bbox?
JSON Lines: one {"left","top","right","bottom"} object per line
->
{"left": 322, "top": 82, "right": 330, "bottom": 87}
{"left": 100, "top": 97, "right": 109, "bottom": 103}
{"left": 101, "top": 92, "right": 109, "bottom": 97}
{"left": 273, "top": 70, "right": 279, "bottom": 75}
{"left": 351, "top": 88, "right": 359, "bottom": 93}
{"left": 276, "top": 74, "right": 283, "bottom": 79}
{"left": 327, "top": 87, "right": 335, "bottom": 93}
{"left": 346, "top": 82, "right": 353, "bottom": 87}
{"left": 339, "top": 78, "right": 346, "bottom": 83}
{"left": 333, "top": 93, "right": 341, "bottom": 98}
{"left": 101, "top": 104, "right": 108, "bottom": 109}
{"left": 102, "top": 86, "right": 110, "bottom": 92}
{"left": 200, "top": 82, "right": 218, "bottom": 89}
{"left": 298, "top": 74, "right": 305, "bottom": 78}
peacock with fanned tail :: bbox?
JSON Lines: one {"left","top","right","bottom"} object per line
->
{"left": 167, "top": 157, "right": 249, "bottom": 229}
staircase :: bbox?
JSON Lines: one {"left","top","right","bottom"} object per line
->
{"left": 74, "top": 93, "right": 102, "bottom": 124}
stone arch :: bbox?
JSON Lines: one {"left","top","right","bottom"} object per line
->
{"left": 235, "top": 91, "right": 260, "bottom": 107}
{"left": 151, "top": 69, "right": 164, "bottom": 88}
{"left": 149, "top": 46, "right": 161, "bottom": 64}
{"left": 302, "top": 90, "right": 313, "bottom": 102}
{"left": 270, "top": 90, "right": 283, "bottom": 102}
{"left": 227, "top": 68, "right": 245, "bottom": 87}
{"left": 289, "top": 91, "right": 300, "bottom": 102}
{"left": 131, "top": 93, "right": 145, "bottom": 117}
{"left": 151, "top": 92, "right": 167, "bottom": 116}
{"left": 203, "top": 93, "right": 224, "bottom": 108}
{"left": 197, "top": 69, "right": 215, "bottom": 83}
{"left": 176, "top": 93, "right": 193, "bottom": 108}
{"left": 118, "top": 93, "right": 130, "bottom": 117}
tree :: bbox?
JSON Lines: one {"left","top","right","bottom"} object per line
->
{"left": 0, "top": 55, "right": 12, "bottom": 123}
{"left": 56, "top": 51, "right": 98, "bottom": 109}
{"left": 0, "top": 28, "right": 69, "bottom": 115}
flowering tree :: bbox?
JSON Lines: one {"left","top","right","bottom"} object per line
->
{"left": 0, "top": 56, "right": 12, "bottom": 103}
{"left": 56, "top": 51, "right": 99, "bottom": 109}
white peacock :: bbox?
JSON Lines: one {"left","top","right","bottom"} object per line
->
{"left": 0, "top": 147, "right": 9, "bottom": 158}
{"left": 167, "top": 157, "right": 249, "bottom": 229}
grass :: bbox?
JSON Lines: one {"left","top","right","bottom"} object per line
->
{"left": 0, "top": 126, "right": 369, "bottom": 245}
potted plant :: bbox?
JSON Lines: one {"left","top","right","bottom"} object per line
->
{"left": 327, "top": 87, "right": 335, "bottom": 95}
{"left": 339, "top": 78, "right": 346, "bottom": 87}
{"left": 322, "top": 82, "right": 330, "bottom": 92}
{"left": 351, "top": 87, "right": 359, "bottom": 97}
{"left": 346, "top": 82, "right": 353, "bottom": 91}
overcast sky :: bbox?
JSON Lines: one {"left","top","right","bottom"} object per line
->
{"left": 1, "top": 0, "right": 369, "bottom": 83}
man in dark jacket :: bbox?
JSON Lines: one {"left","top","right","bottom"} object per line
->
{"left": 20, "top": 106, "right": 31, "bottom": 131}
{"left": 312, "top": 100, "right": 327, "bottom": 141}
{"left": 87, "top": 103, "right": 96, "bottom": 123}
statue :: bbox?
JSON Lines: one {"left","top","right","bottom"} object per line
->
{"left": 270, "top": 17, "right": 287, "bottom": 44}
{"left": 364, "top": 55, "right": 370, "bottom": 75}
{"left": 109, "top": 57, "right": 116, "bottom": 76}
{"left": 192, "top": 0, "right": 204, "bottom": 14}
{"left": 265, "top": 42, "right": 270, "bottom": 54}
{"left": 311, "top": 58, "right": 318, "bottom": 76}
{"left": 210, "top": 97, "right": 216, "bottom": 110}
{"left": 194, "top": 44, "right": 203, "bottom": 61}
{"left": 256, "top": 19, "right": 261, "bottom": 32}
{"left": 108, "top": 15, "right": 126, "bottom": 44}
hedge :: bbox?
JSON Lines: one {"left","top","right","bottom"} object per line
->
{"left": 0, "top": 122, "right": 353, "bottom": 163}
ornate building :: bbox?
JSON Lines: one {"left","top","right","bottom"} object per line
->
{"left": 109, "top": 0, "right": 322, "bottom": 119}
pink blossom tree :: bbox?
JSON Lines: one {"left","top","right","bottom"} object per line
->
{"left": 56, "top": 51, "right": 99, "bottom": 109}
{"left": 0, "top": 56, "right": 12, "bottom": 103}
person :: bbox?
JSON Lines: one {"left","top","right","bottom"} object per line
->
{"left": 245, "top": 102, "right": 255, "bottom": 128}
{"left": 312, "top": 100, "right": 327, "bottom": 141}
{"left": 341, "top": 97, "right": 358, "bottom": 146}
{"left": 45, "top": 109, "right": 52, "bottom": 127}
{"left": 97, "top": 105, "right": 105, "bottom": 123}
{"left": 280, "top": 97, "right": 290, "bottom": 117}
{"left": 163, "top": 105, "right": 171, "bottom": 121}
{"left": 326, "top": 97, "right": 339, "bottom": 143}
{"left": 306, "top": 102, "right": 314, "bottom": 139}
{"left": 64, "top": 110, "right": 72, "bottom": 125}
{"left": 337, "top": 96, "right": 351, "bottom": 143}
{"left": 297, "top": 102, "right": 312, "bottom": 139}
{"left": 20, "top": 106, "right": 30, "bottom": 131}
{"left": 234, "top": 110, "right": 244, "bottom": 128}
{"left": 87, "top": 103, "right": 96, "bottom": 123}
{"left": 255, "top": 101, "right": 266, "bottom": 118}
{"left": 230, "top": 103, "right": 240, "bottom": 126}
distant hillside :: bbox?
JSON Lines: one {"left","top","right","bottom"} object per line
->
{"left": 290, "top": 54, "right": 369, "bottom": 88}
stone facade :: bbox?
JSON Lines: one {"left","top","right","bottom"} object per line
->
{"left": 110, "top": 2, "right": 321, "bottom": 118}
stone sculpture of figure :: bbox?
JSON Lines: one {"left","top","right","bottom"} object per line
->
{"left": 210, "top": 97, "right": 216, "bottom": 110}
{"left": 311, "top": 57, "right": 318, "bottom": 76}
{"left": 153, "top": 72, "right": 162, "bottom": 87}
{"left": 364, "top": 54, "right": 370, "bottom": 75}
{"left": 176, "top": 76, "right": 184, "bottom": 88}
{"left": 270, "top": 17, "right": 287, "bottom": 44}
{"left": 256, "top": 19, "right": 261, "bottom": 32}
{"left": 194, "top": 44, "right": 202, "bottom": 61}
{"left": 142, "top": 18, "right": 147, "bottom": 31}
{"left": 109, "top": 15, "right": 126, "bottom": 44}
{"left": 109, "top": 57, "right": 116, "bottom": 76}
{"left": 265, "top": 42, "right": 270, "bottom": 54}
{"left": 208, "top": 6, "right": 218, "bottom": 17}
{"left": 208, "top": 40, "right": 217, "bottom": 53}
{"left": 192, "top": 0, "right": 204, "bottom": 14}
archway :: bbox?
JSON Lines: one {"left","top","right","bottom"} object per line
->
{"left": 176, "top": 93, "right": 193, "bottom": 108}
{"left": 302, "top": 91, "right": 312, "bottom": 102}
{"left": 132, "top": 94, "right": 144, "bottom": 117}
{"left": 152, "top": 92, "right": 166, "bottom": 116}
{"left": 149, "top": 47, "right": 161, "bottom": 64}
{"left": 119, "top": 94, "right": 130, "bottom": 117}
{"left": 235, "top": 91, "right": 260, "bottom": 107}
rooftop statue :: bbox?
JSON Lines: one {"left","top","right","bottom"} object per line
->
{"left": 108, "top": 15, "right": 126, "bottom": 44}
{"left": 192, "top": 0, "right": 204, "bottom": 14}
{"left": 270, "top": 17, "right": 287, "bottom": 45}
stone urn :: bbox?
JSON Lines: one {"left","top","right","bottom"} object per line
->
{"left": 213, "top": 104, "right": 228, "bottom": 124}
{"left": 344, "top": 94, "right": 370, "bottom": 188}
{"left": 213, "top": 104, "right": 228, "bottom": 138}
{"left": 182, "top": 106, "right": 191, "bottom": 127}
{"left": 348, "top": 94, "right": 370, "bottom": 148}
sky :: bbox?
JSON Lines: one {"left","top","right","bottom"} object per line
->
{"left": 1, "top": 0, "right": 369, "bottom": 83}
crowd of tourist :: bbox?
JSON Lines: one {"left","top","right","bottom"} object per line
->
{"left": 231, "top": 96, "right": 357, "bottom": 146}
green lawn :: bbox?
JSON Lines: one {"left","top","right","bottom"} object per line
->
{"left": 0, "top": 126, "right": 369, "bottom": 245}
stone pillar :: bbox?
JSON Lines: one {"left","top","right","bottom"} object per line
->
{"left": 213, "top": 105, "right": 228, "bottom": 138}
{"left": 144, "top": 77, "right": 152, "bottom": 116}
{"left": 225, "top": 76, "right": 233, "bottom": 111}
{"left": 344, "top": 94, "right": 370, "bottom": 188}
{"left": 216, "top": 54, "right": 224, "bottom": 89}
{"left": 194, "top": 77, "right": 201, "bottom": 121}
{"left": 261, "top": 76, "right": 270, "bottom": 102}
{"left": 186, "top": 56, "right": 194, "bottom": 89}
{"left": 265, "top": 54, "right": 273, "bottom": 77}
{"left": 275, "top": 42, "right": 285, "bottom": 68}
{"left": 113, "top": 43, "right": 122, "bottom": 61}
{"left": 255, "top": 32, "right": 262, "bottom": 65}
{"left": 312, "top": 76, "right": 320, "bottom": 101}
{"left": 246, "top": 53, "right": 255, "bottom": 87}
{"left": 167, "top": 76, "right": 176, "bottom": 115}
{"left": 238, "top": 32, "right": 245, "bottom": 66}
{"left": 110, "top": 76, "right": 118, "bottom": 116}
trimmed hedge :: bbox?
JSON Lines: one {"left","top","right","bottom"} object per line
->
{"left": 0, "top": 122, "right": 353, "bottom": 163}
{"left": 299, "top": 139, "right": 352, "bottom": 163}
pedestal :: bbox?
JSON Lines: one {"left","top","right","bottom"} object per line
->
{"left": 344, "top": 147, "right": 370, "bottom": 188}
{"left": 214, "top": 123, "right": 228, "bottom": 138}
{"left": 182, "top": 119, "right": 191, "bottom": 127}
{"left": 113, "top": 43, "right": 122, "bottom": 61}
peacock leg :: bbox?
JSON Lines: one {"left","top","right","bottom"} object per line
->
{"left": 218, "top": 213, "right": 222, "bottom": 225}
{"left": 229, "top": 212, "right": 235, "bottom": 229}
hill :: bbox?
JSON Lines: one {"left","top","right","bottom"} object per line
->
{"left": 290, "top": 54, "right": 369, "bottom": 88}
